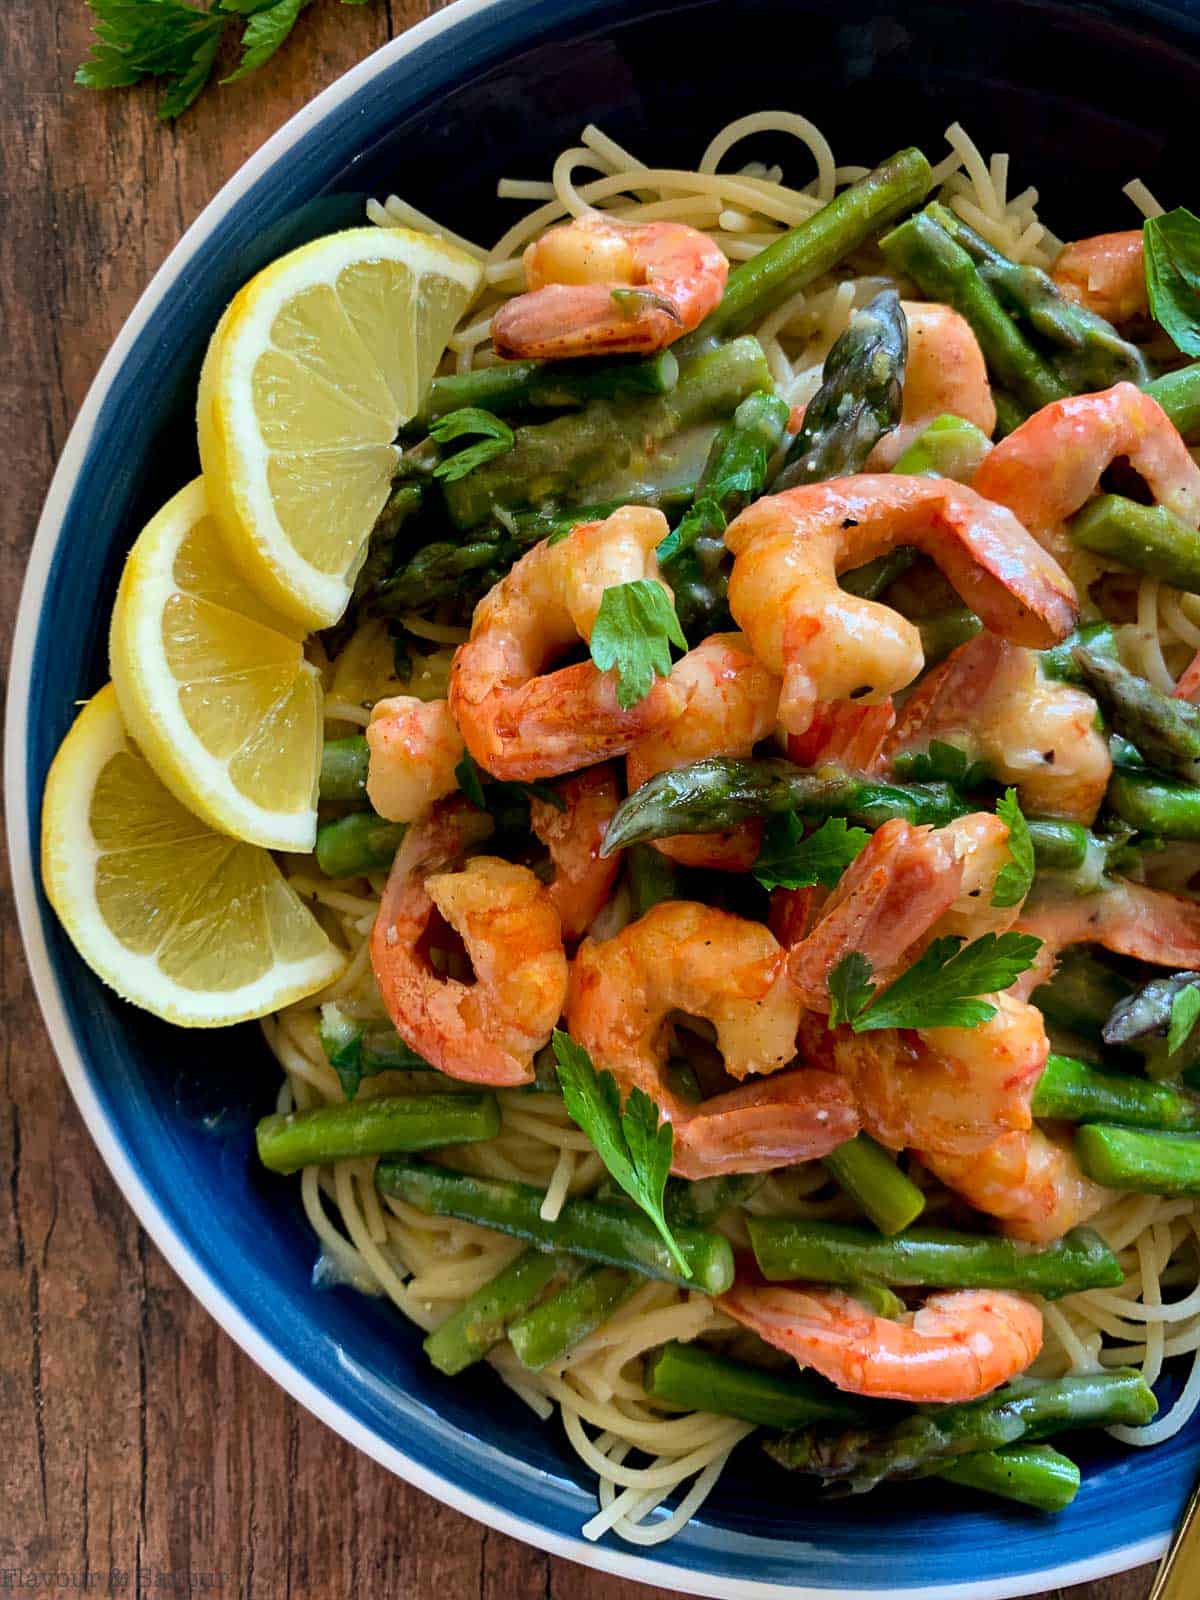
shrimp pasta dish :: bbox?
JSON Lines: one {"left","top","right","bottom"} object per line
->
{"left": 42, "top": 109, "right": 1200, "bottom": 1546}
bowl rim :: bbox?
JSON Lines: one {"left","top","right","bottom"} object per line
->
{"left": 4, "top": 2, "right": 1174, "bottom": 1592}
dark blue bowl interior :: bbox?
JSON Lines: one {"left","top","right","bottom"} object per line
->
{"left": 22, "top": 0, "right": 1200, "bottom": 1588}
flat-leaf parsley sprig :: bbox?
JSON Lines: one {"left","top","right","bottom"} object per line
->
{"left": 552, "top": 1029, "right": 691, "bottom": 1278}
{"left": 589, "top": 580, "right": 686, "bottom": 710}
{"left": 827, "top": 932, "right": 1043, "bottom": 1033}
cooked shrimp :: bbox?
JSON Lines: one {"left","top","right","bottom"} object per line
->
{"left": 365, "top": 695, "right": 465, "bottom": 823}
{"left": 1014, "top": 879, "right": 1200, "bottom": 998}
{"left": 867, "top": 302, "right": 996, "bottom": 470}
{"left": 922, "top": 1127, "right": 1112, "bottom": 1245}
{"left": 371, "top": 800, "right": 568, "bottom": 1086}
{"left": 626, "top": 633, "right": 780, "bottom": 870}
{"left": 885, "top": 631, "right": 1112, "bottom": 824}
{"left": 973, "top": 382, "right": 1200, "bottom": 565}
{"left": 787, "top": 698, "right": 894, "bottom": 774}
{"left": 448, "top": 505, "right": 684, "bottom": 781}
{"left": 725, "top": 477, "right": 1078, "bottom": 735}
{"left": 718, "top": 1282, "right": 1042, "bottom": 1403}
{"left": 491, "top": 215, "right": 728, "bottom": 359}
{"left": 528, "top": 764, "right": 621, "bottom": 942}
{"left": 1175, "top": 648, "right": 1200, "bottom": 704}
{"left": 567, "top": 901, "right": 858, "bottom": 1178}
{"left": 1052, "top": 231, "right": 1147, "bottom": 326}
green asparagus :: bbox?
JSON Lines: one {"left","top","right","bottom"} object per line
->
{"left": 1032, "top": 1052, "right": 1200, "bottom": 1129}
{"left": 375, "top": 539, "right": 503, "bottom": 613}
{"left": 773, "top": 289, "right": 907, "bottom": 490}
{"left": 509, "top": 483, "right": 697, "bottom": 548}
{"left": 1104, "top": 972, "right": 1200, "bottom": 1052}
{"left": 917, "top": 608, "right": 984, "bottom": 664}
{"left": 1074, "top": 641, "right": 1200, "bottom": 781}
{"left": 680, "top": 148, "right": 934, "bottom": 353}
{"left": 320, "top": 735, "right": 371, "bottom": 804}
{"left": 1076, "top": 1123, "right": 1200, "bottom": 1193}
{"left": 418, "top": 351, "right": 680, "bottom": 423}
{"left": 256, "top": 1094, "right": 500, "bottom": 1174}
{"left": 1147, "top": 361, "right": 1200, "bottom": 440}
{"left": 1108, "top": 770, "right": 1200, "bottom": 839}
{"left": 315, "top": 812, "right": 406, "bottom": 878}
{"left": 1038, "top": 622, "right": 1117, "bottom": 684}
{"left": 765, "top": 1370, "right": 1156, "bottom": 1492}
{"left": 928, "top": 202, "right": 1148, "bottom": 391}
{"left": 840, "top": 549, "right": 917, "bottom": 600}
{"left": 821, "top": 1135, "right": 926, "bottom": 1235}
{"left": 1071, "top": 493, "right": 1200, "bottom": 591}
{"left": 508, "top": 1264, "right": 639, "bottom": 1369}
{"left": 1032, "top": 948, "right": 1135, "bottom": 1039}
{"left": 643, "top": 1344, "right": 1079, "bottom": 1510}
{"left": 746, "top": 1218, "right": 1121, "bottom": 1299}
{"left": 376, "top": 1159, "right": 735, "bottom": 1293}
{"left": 441, "top": 337, "right": 773, "bottom": 528}
{"left": 318, "top": 1005, "right": 432, "bottom": 1096}
{"left": 423, "top": 1250, "right": 569, "bottom": 1375}
{"left": 893, "top": 412, "right": 994, "bottom": 482}
{"left": 880, "top": 211, "right": 1067, "bottom": 414}
{"left": 990, "top": 388, "right": 1027, "bottom": 439}
{"left": 627, "top": 843, "right": 681, "bottom": 919}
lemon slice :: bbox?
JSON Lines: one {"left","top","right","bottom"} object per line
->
{"left": 110, "top": 477, "right": 321, "bottom": 852}
{"left": 41, "top": 684, "right": 345, "bottom": 1026}
{"left": 198, "top": 226, "right": 482, "bottom": 629}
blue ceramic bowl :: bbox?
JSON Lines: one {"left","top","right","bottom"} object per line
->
{"left": 11, "top": 2, "right": 1200, "bottom": 1592}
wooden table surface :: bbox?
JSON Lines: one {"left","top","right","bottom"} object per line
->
{"left": 0, "top": 3, "right": 1163, "bottom": 1596}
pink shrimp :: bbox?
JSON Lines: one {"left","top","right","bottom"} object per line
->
{"left": 1052, "top": 232, "right": 1147, "bottom": 326}
{"left": 448, "top": 505, "right": 685, "bottom": 781}
{"left": 867, "top": 302, "right": 996, "bottom": 470}
{"left": 567, "top": 901, "right": 858, "bottom": 1179}
{"left": 370, "top": 800, "right": 568, "bottom": 1086}
{"left": 365, "top": 695, "right": 465, "bottom": 822}
{"left": 626, "top": 632, "right": 780, "bottom": 870}
{"left": 1176, "top": 649, "right": 1200, "bottom": 704}
{"left": 884, "top": 631, "right": 1112, "bottom": 824}
{"left": 973, "top": 382, "right": 1200, "bottom": 565}
{"left": 718, "top": 1281, "right": 1042, "bottom": 1403}
{"left": 491, "top": 216, "right": 728, "bottom": 360}
{"left": 1014, "top": 879, "right": 1200, "bottom": 998}
{"left": 724, "top": 477, "right": 1078, "bottom": 735}
{"left": 787, "top": 698, "right": 894, "bottom": 775}
{"left": 921, "top": 1127, "right": 1113, "bottom": 1245}
{"left": 528, "top": 764, "right": 621, "bottom": 942}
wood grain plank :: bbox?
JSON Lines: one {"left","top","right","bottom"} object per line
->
{"left": 0, "top": 3, "right": 1162, "bottom": 1596}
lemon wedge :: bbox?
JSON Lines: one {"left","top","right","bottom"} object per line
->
{"left": 197, "top": 226, "right": 482, "bottom": 629}
{"left": 110, "top": 477, "right": 321, "bottom": 852}
{"left": 41, "top": 684, "right": 345, "bottom": 1026}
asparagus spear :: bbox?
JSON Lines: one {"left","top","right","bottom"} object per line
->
{"left": 680, "top": 148, "right": 934, "bottom": 353}
{"left": 1038, "top": 622, "right": 1116, "bottom": 684}
{"left": 508, "top": 1264, "right": 639, "bottom": 1369}
{"left": 318, "top": 1004, "right": 432, "bottom": 1095}
{"left": 1147, "top": 361, "right": 1200, "bottom": 441}
{"left": 441, "top": 337, "right": 774, "bottom": 529}
{"left": 375, "top": 539, "right": 504, "bottom": 613}
{"left": 1108, "top": 771, "right": 1200, "bottom": 839}
{"left": 643, "top": 1344, "right": 1080, "bottom": 1511}
{"left": 320, "top": 736, "right": 371, "bottom": 804}
{"left": 1104, "top": 972, "right": 1200, "bottom": 1049}
{"left": 928, "top": 202, "right": 1149, "bottom": 390}
{"left": 1032, "top": 1052, "right": 1200, "bottom": 1130}
{"left": 1073, "top": 642, "right": 1200, "bottom": 781}
{"left": 627, "top": 843, "right": 681, "bottom": 919}
{"left": 506, "top": 482, "right": 697, "bottom": 548}
{"left": 821, "top": 1135, "right": 926, "bottom": 1235}
{"left": 256, "top": 1094, "right": 500, "bottom": 1174}
{"left": 376, "top": 1159, "right": 735, "bottom": 1293}
{"left": 418, "top": 350, "right": 680, "bottom": 424}
{"left": 660, "top": 389, "right": 789, "bottom": 638}
{"left": 1032, "top": 948, "right": 1135, "bottom": 1039}
{"left": 315, "top": 812, "right": 407, "bottom": 878}
{"left": 746, "top": 1218, "right": 1121, "bottom": 1298}
{"left": 765, "top": 1371, "right": 1156, "bottom": 1491}
{"left": 663, "top": 1173, "right": 763, "bottom": 1227}
{"left": 840, "top": 549, "right": 916, "bottom": 600}
{"left": 1072, "top": 494, "right": 1200, "bottom": 592}
{"left": 1076, "top": 1123, "right": 1200, "bottom": 1193}
{"left": 991, "top": 388, "right": 1027, "bottom": 439}
{"left": 773, "top": 289, "right": 907, "bottom": 491}
{"left": 423, "top": 1249, "right": 570, "bottom": 1375}
{"left": 917, "top": 608, "right": 984, "bottom": 664}
{"left": 880, "top": 211, "right": 1068, "bottom": 414}
{"left": 892, "top": 412, "right": 993, "bottom": 482}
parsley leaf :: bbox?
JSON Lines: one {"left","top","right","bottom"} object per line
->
{"left": 552, "top": 1030, "right": 690, "bottom": 1277}
{"left": 430, "top": 408, "right": 515, "bottom": 482}
{"left": 1169, "top": 985, "right": 1200, "bottom": 1057}
{"left": 828, "top": 952, "right": 875, "bottom": 1028}
{"left": 892, "top": 739, "right": 990, "bottom": 788}
{"left": 77, "top": 0, "right": 228, "bottom": 119}
{"left": 589, "top": 580, "right": 685, "bottom": 709}
{"left": 827, "top": 932, "right": 1043, "bottom": 1033}
{"left": 222, "top": 0, "right": 309, "bottom": 82}
{"left": 991, "top": 788, "right": 1036, "bottom": 908}
{"left": 318, "top": 1003, "right": 429, "bottom": 1098}
{"left": 1145, "top": 209, "right": 1200, "bottom": 357}
{"left": 753, "top": 814, "right": 870, "bottom": 892}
